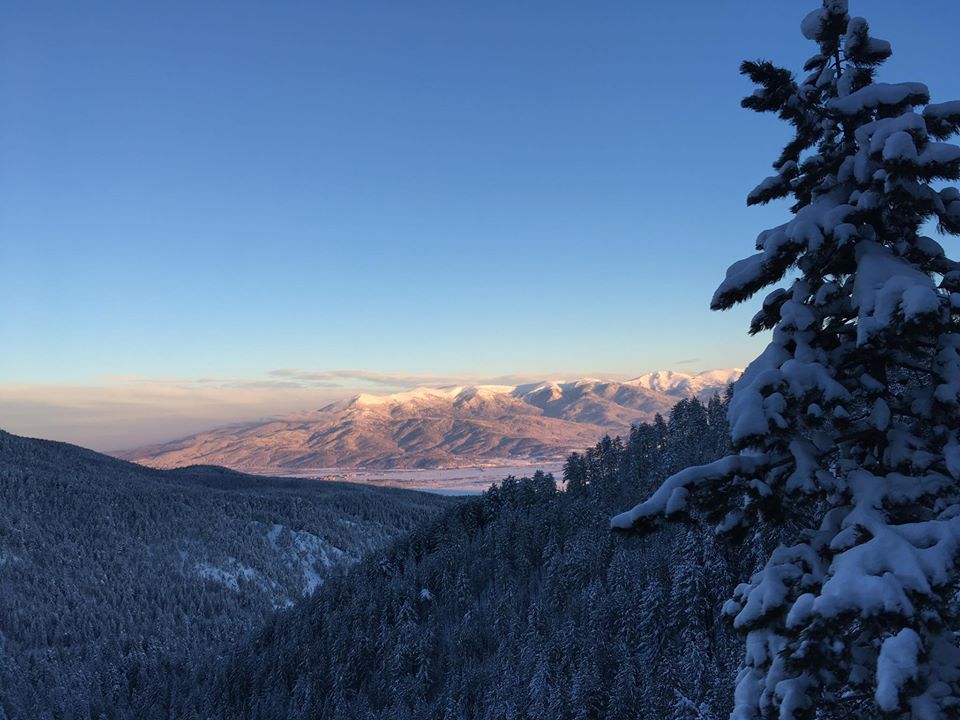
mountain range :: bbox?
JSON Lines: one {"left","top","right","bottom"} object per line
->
{"left": 119, "top": 369, "right": 739, "bottom": 472}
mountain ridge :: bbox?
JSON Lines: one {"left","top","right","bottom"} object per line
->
{"left": 119, "top": 369, "right": 740, "bottom": 472}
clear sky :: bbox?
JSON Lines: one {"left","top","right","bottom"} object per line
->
{"left": 2, "top": 1, "right": 959, "bottom": 448}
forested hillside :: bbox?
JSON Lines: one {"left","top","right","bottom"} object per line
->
{"left": 0, "top": 430, "right": 452, "bottom": 720}
{"left": 210, "top": 393, "right": 760, "bottom": 720}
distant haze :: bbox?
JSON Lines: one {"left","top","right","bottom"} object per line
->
{"left": 0, "top": 368, "right": 738, "bottom": 453}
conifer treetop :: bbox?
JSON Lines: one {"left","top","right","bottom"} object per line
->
{"left": 614, "top": 2, "right": 960, "bottom": 718}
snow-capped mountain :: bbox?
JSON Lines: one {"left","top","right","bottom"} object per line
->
{"left": 626, "top": 368, "right": 742, "bottom": 397}
{"left": 119, "top": 370, "right": 739, "bottom": 472}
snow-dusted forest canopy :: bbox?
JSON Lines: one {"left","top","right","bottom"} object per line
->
{"left": 0, "top": 430, "right": 452, "bottom": 719}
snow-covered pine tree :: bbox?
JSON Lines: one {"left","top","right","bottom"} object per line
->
{"left": 612, "top": 2, "right": 960, "bottom": 718}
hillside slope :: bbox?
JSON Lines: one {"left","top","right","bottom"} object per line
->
{"left": 0, "top": 430, "right": 452, "bottom": 720}
{"left": 209, "top": 395, "right": 762, "bottom": 720}
{"left": 119, "top": 370, "right": 739, "bottom": 472}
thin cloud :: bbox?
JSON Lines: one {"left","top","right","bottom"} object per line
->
{"left": 267, "top": 368, "right": 552, "bottom": 389}
{"left": 268, "top": 368, "right": 452, "bottom": 388}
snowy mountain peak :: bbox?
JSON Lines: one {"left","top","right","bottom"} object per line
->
{"left": 351, "top": 387, "right": 464, "bottom": 407}
{"left": 627, "top": 368, "right": 741, "bottom": 397}
{"left": 350, "top": 385, "right": 515, "bottom": 408}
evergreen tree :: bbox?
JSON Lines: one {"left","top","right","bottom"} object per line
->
{"left": 667, "top": 529, "right": 711, "bottom": 715}
{"left": 604, "top": 638, "right": 639, "bottom": 720}
{"left": 706, "top": 394, "right": 731, "bottom": 460}
{"left": 563, "top": 452, "right": 589, "bottom": 496}
{"left": 613, "top": 2, "right": 960, "bottom": 718}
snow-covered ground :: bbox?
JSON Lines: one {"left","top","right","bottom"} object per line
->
{"left": 256, "top": 463, "right": 565, "bottom": 494}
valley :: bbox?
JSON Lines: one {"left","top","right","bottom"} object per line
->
{"left": 272, "top": 462, "right": 566, "bottom": 493}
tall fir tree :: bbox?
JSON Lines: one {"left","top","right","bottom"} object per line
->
{"left": 613, "top": 2, "right": 960, "bottom": 718}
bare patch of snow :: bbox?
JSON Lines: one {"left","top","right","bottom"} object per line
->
{"left": 194, "top": 559, "right": 257, "bottom": 592}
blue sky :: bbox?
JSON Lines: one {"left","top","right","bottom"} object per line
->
{"left": 2, "top": 1, "right": 959, "bottom": 447}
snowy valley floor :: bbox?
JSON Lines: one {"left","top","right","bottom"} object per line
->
{"left": 249, "top": 462, "right": 566, "bottom": 494}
